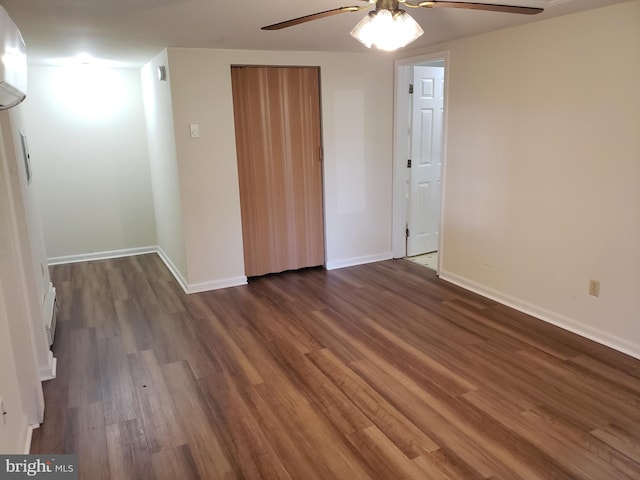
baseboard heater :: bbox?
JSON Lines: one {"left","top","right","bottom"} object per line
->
{"left": 43, "top": 283, "right": 57, "bottom": 346}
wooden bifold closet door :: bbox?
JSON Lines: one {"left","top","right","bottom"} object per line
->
{"left": 231, "top": 66, "right": 325, "bottom": 277}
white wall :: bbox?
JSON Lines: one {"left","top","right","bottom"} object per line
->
{"left": 141, "top": 51, "right": 188, "bottom": 285}
{"left": 22, "top": 66, "right": 157, "bottom": 260}
{"left": 0, "top": 109, "right": 45, "bottom": 453}
{"left": 4, "top": 107, "right": 55, "bottom": 381}
{"left": 0, "top": 287, "right": 29, "bottom": 453}
{"left": 164, "top": 48, "right": 394, "bottom": 289}
{"left": 405, "top": 0, "right": 640, "bottom": 356}
{"left": 318, "top": 53, "right": 395, "bottom": 269}
{"left": 6, "top": 107, "right": 50, "bottom": 313}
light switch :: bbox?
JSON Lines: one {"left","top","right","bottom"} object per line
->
{"left": 189, "top": 124, "right": 200, "bottom": 138}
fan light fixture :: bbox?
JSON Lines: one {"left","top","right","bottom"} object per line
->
{"left": 350, "top": 8, "right": 423, "bottom": 51}
{"left": 261, "top": 1, "right": 544, "bottom": 52}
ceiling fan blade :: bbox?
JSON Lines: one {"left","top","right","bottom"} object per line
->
{"left": 419, "top": 1, "right": 543, "bottom": 15}
{"left": 262, "top": 6, "right": 364, "bottom": 30}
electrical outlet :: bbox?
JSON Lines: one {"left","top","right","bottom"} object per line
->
{"left": 589, "top": 279, "right": 600, "bottom": 297}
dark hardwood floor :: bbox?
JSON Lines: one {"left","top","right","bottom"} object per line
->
{"left": 31, "top": 254, "right": 640, "bottom": 479}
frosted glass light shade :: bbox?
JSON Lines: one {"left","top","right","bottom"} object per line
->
{"left": 350, "top": 9, "right": 424, "bottom": 51}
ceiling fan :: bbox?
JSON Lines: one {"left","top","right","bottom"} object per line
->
{"left": 262, "top": 0, "right": 543, "bottom": 51}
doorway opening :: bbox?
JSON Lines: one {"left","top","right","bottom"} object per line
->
{"left": 392, "top": 52, "right": 448, "bottom": 273}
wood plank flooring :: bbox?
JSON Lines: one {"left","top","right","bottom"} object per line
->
{"left": 31, "top": 254, "right": 640, "bottom": 479}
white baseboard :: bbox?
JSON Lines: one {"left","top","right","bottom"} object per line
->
{"left": 47, "top": 246, "right": 157, "bottom": 265}
{"left": 326, "top": 252, "right": 394, "bottom": 271}
{"left": 151, "top": 247, "right": 247, "bottom": 294}
{"left": 151, "top": 247, "right": 248, "bottom": 294}
{"left": 187, "top": 276, "right": 248, "bottom": 294}
{"left": 47, "top": 245, "right": 247, "bottom": 295}
{"left": 439, "top": 270, "right": 640, "bottom": 360}
{"left": 39, "top": 352, "right": 57, "bottom": 381}
{"left": 156, "top": 247, "right": 189, "bottom": 293}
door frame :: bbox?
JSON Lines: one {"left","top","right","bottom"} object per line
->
{"left": 392, "top": 51, "right": 450, "bottom": 272}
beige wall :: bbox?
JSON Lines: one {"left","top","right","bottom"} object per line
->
{"left": 404, "top": 0, "right": 640, "bottom": 355}
{"left": 164, "top": 48, "right": 394, "bottom": 289}
{"left": 23, "top": 66, "right": 157, "bottom": 260}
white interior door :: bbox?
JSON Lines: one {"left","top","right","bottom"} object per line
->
{"left": 407, "top": 65, "right": 444, "bottom": 257}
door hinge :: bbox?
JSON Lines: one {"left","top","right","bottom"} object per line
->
{"left": 406, "top": 227, "right": 410, "bottom": 238}
{"left": 407, "top": 159, "right": 412, "bottom": 168}
{"left": 409, "top": 83, "right": 414, "bottom": 94}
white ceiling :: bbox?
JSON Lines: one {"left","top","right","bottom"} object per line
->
{"left": 0, "top": 0, "right": 629, "bottom": 67}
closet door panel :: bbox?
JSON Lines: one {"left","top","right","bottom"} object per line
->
{"left": 232, "top": 66, "right": 324, "bottom": 277}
